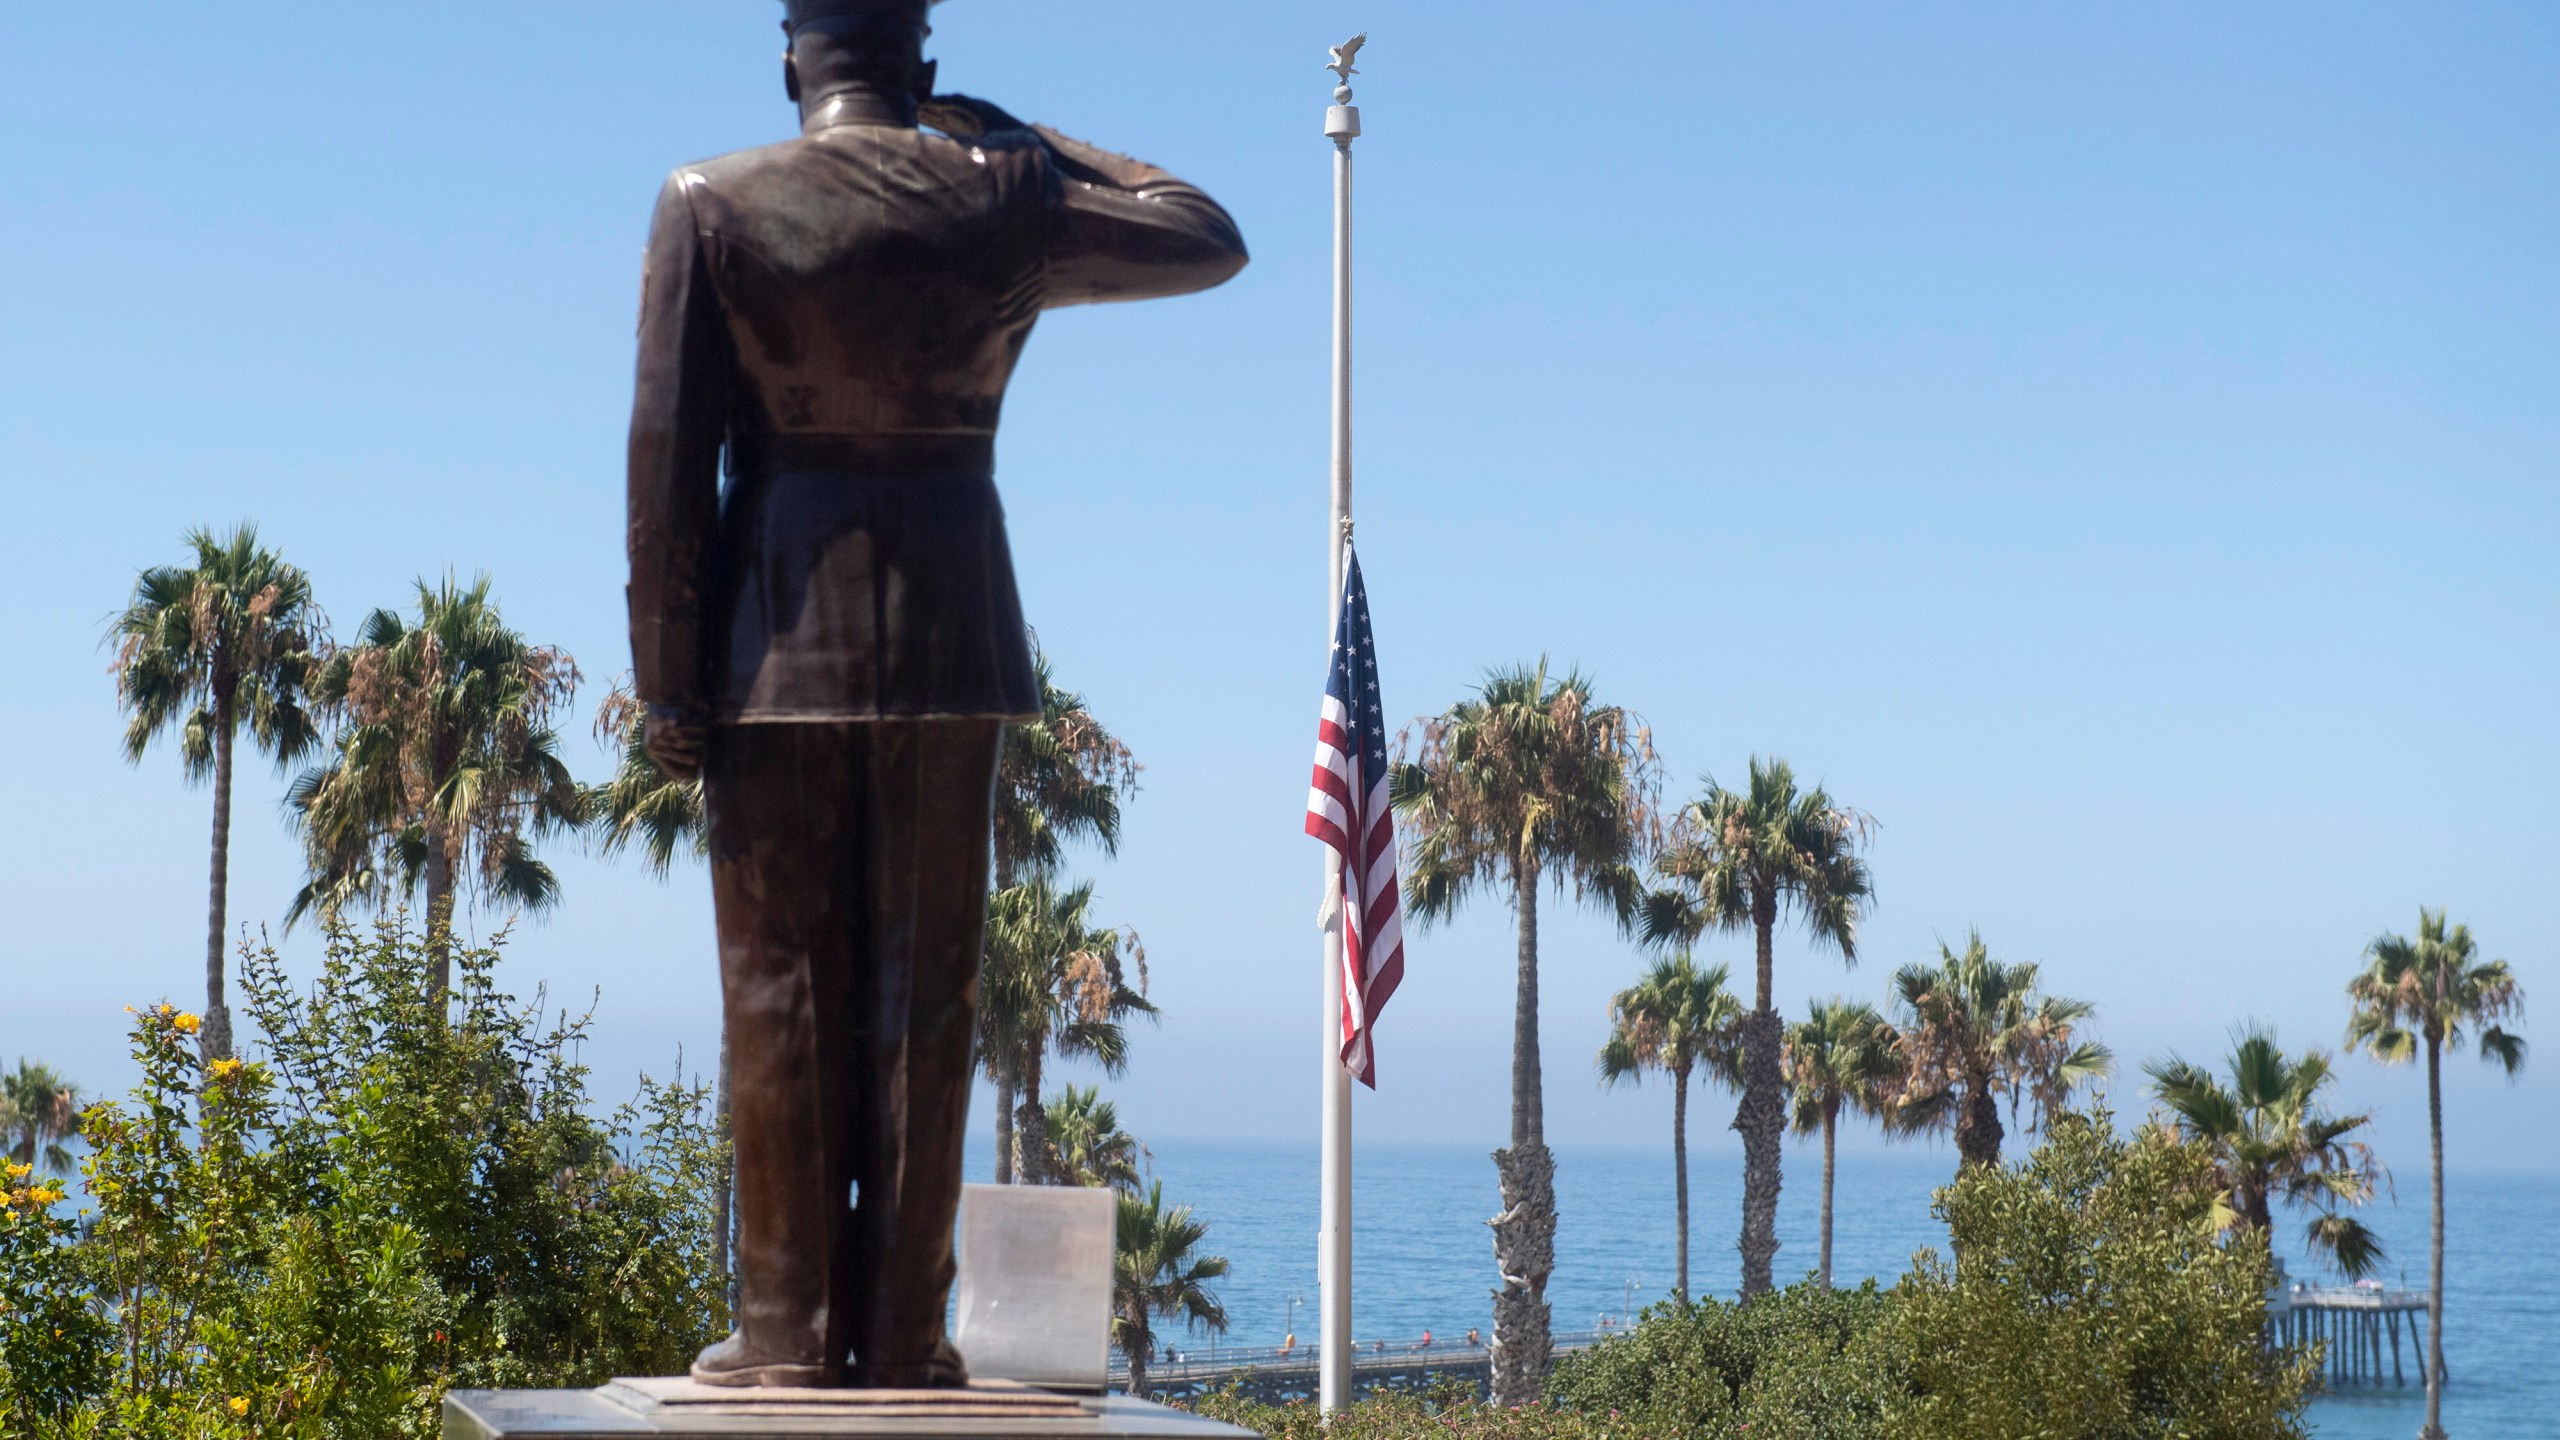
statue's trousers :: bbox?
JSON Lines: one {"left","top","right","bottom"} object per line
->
{"left": 705, "top": 718, "right": 999, "bottom": 1385}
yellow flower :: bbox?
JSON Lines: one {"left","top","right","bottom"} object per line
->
{"left": 229, "top": 1396, "right": 250, "bottom": 1416}
{"left": 173, "top": 1011, "right": 202, "bottom": 1035}
{"left": 3, "top": 1161, "right": 27, "bottom": 1182}
{"left": 208, "top": 1058, "right": 245, "bottom": 1082}
{"left": 31, "top": 1184, "right": 65, "bottom": 1207}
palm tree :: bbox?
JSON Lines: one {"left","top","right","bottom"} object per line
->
{"left": 1045, "top": 1085, "right": 1144, "bottom": 1192}
{"left": 1112, "top": 1181, "right": 1229, "bottom": 1398}
{"left": 2347, "top": 909, "right": 2526, "bottom": 1440}
{"left": 1641, "top": 757, "right": 1871, "bottom": 1298}
{"left": 2146, "top": 1025, "right": 2385, "bottom": 1279}
{"left": 1889, "top": 930, "right": 2111, "bottom": 1174}
{"left": 110, "top": 524, "right": 325, "bottom": 1061}
{"left": 1597, "top": 955, "right": 1741, "bottom": 1300}
{"left": 984, "top": 645, "right": 1139, "bottom": 1182}
{"left": 993, "top": 643, "right": 1138, "bottom": 887}
{"left": 0, "top": 1062, "right": 81, "bottom": 1176}
{"left": 285, "top": 575, "right": 586, "bottom": 997}
{"left": 980, "top": 878, "right": 1154, "bottom": 1184}
{"left": 1784, "top": 998, "right": 1900, "bottom": 1289}
{"left": 585, "top": 677, "right": 725, "bottom": 1284}
{"left": 1391, "top": 660, "right": 1659, "bottom": 1404}
{"left": 587, "top": 677, "right": 705, "bottom": 876}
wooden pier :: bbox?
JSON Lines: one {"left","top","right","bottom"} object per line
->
{"left": 1115, "top": 1331, "right": 1609, "bottom": 1405}
{"left": 2274, "top": 1282, "right": 2437, "bottom": 1391}
{"left": 1114, "top": 1284, "right": 2439, "bottom": 1403}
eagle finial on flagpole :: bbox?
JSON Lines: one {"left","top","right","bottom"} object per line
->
{"left": 1324, "top": 33, "right": 1364, "bottom": 141}
{"left": 1326, "top": 32, "right": 1366, "bottom": 96}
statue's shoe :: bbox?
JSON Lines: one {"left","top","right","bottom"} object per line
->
{"left": 853, "top": 1337, "right": 970, "bottom": 1390}
{"left": 689, "top": 1331, "right": 835, "bottom": 1388}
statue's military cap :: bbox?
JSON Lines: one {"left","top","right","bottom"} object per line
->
{"left": 783, "top": 0, "right": 940, "bottom": 32}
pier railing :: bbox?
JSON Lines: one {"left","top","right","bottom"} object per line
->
{"left": 1113, "top": 1329, "right": 1618, "bottom": 1403}
{"left": 1118, "top": 1285, "right": 2447, "bottom": 1403}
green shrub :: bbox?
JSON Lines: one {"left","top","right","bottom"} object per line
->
{"left": 1547, "top": 1280, "right": 1903, "bottom": 1440}
{"left": 1199, "top": 1377, "right": 1645, "bottom": 1439}
{"left": 0, "top": 920, "right": 727, "bottom": 1438}
{"left": 1211, "top": 1112, "right": 2309, "bottom": 1440}
{"left": 0, "top": 1159, "right": 111, "bottom": 1428}
{"left": 1894, "top": 1108, "right": 2315, "bottom": 1440}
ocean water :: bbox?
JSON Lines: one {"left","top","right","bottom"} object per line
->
{"left": 969, "top": 1137, "right": 2558, "bottom": 1439}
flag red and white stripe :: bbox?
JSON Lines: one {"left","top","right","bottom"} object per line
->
{"left": 1304, "top": 543, "right": 1403, "bottom": 1087}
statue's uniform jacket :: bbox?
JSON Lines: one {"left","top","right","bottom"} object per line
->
{"left": 624, "top": 102, "right": 1242, "bottom": 1386}
{"left": 627, "top": 113, "right": 1248, "bottom": 722}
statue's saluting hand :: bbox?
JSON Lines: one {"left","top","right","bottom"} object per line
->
{"left": 917, "top": 93, "right": 1026, "bottom": 141}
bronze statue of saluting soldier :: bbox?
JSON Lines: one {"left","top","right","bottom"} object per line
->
{"left": 625, "top": 0, "right": 1245, "bottom": 1389}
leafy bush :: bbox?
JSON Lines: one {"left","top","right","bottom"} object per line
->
{"left": 0, "top": 1160, "right": 111, "bottom": 1429}
{"left": 1894, "top": 1107, "right": 2316, "bottom": 1440}
{"left": 1548, "top": 1279, "right": 1903, "bottom": 1440}
{"left": 1200, "top": 1377, "right": 1644, "bottom": 1439}
{"left": 1192, "top": 1289, "right": 1900, "bottom": 1440}
{"left": 0, "top": 920, "right": 727, "bottom": 1438}
{"left": 1210, "top": 1112, "right": 2309, "bottom": 1440}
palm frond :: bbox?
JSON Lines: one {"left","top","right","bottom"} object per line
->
{"left": 284, "top": 573, "right": 584, "bottom": 927}
{"left": 2151, "top": 1023, "right": 2388, "bottom": 1278}
{"left": 110, "top": 524, "right": 327, "bottom": 782}
{"left": 992, "top": 640, "right": 1139, "bottom": 886}
{"left": 1649, "top": 756, "right": 1873, "bottom": 967}
{"left": 2350, "top": 910, "right": 2529, "bottom": 1084}
{"left": 1598, "top": 953, "right": 1740, "bottom": 1091}
{"left": 1392, "top": 660, "right": 1661, "bottom": 938}
{"left": 2308, "top": 1214, "right": 2386, "bottom": 1280}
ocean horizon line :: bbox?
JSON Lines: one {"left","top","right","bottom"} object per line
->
{"left": 1057, "top": 1132, "right": 2560, "bottom": 1180}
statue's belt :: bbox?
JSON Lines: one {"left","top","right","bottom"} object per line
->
{"left": 728, "top": 431, "right": 997, "bottom": 478}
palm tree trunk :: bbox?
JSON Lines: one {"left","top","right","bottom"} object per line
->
{"left": 1014, "top": 1045, "right": 1049, "bottom": 1184}
{"left": 1956, "top": 1075, "right": 2004, "bottom": 1171}
{"left": 2239, "top": 1179, "right": 2273, "bottom": 1236}
{"left": 1124, "top": 1326, "right": 1149, "bottom": 1398}
{"left": 201, "top": 688, "right": 237, "bottom": 1064}
{"left": 1819, "top": 1099, "right": 1839, "bottom": 1289}
{"left": 1489, "top": 866, "right": 1555, "bottom": 1407}
{"left": 424, "top": 820, "right": 457, "bottom": 1002}
{"left": 1512, "top": 871, "right": 1544, "bottom": 1151}
{"left": 994, "top": 1069, "right": 1018, "bottom": 1184}
{"left": 1672, "top": 1061, "right": 1690, "bottom": 1301}
{"left": 1735, "top": 892, "right": 1784, "bottom": 1298}
{"left": 2422, "top": 1031, "right": 2447, "bottom": 1440}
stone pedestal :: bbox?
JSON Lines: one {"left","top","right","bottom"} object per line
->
{"left": 442, "top": 1377, "right": 1257, "bottom": 1439}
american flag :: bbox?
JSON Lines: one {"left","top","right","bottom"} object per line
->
{"left": 1304, "top": 543, "right": 1403, "bottom": 1088}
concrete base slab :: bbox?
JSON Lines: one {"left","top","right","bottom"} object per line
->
{"left": 442, "top": 1378, "right": 1257, "bottom": 1439}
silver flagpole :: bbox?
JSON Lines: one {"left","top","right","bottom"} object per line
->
{"left": 1319, "top": 30, "right": 1364, "bottom": 1420}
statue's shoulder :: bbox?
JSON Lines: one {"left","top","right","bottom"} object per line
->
{"left": 664, "top": 138, "right": 806, "bottom": 194}
{"left": 654, "top": 129, "right": 1043, "bottom": 239}
{"left": 653, "top": 138, "right": 823, "bottom": 230}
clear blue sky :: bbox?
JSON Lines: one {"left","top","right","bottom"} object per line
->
{"left": 3, "top": 2, "right": 2553, "bottom": 1178}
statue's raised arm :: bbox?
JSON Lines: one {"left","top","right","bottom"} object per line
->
{"left": 920, "top": 90, "right": 1249, "bottom": 307}
{"left": 1036, "top": 122, "right": 1249, "bottom": 307}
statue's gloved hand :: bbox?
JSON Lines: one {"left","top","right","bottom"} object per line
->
{"left": 644, "top": 703, "right": 710, "bottom": 782}
{"left": 920, "top": 93, "right": 1029, "bottom": 142}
